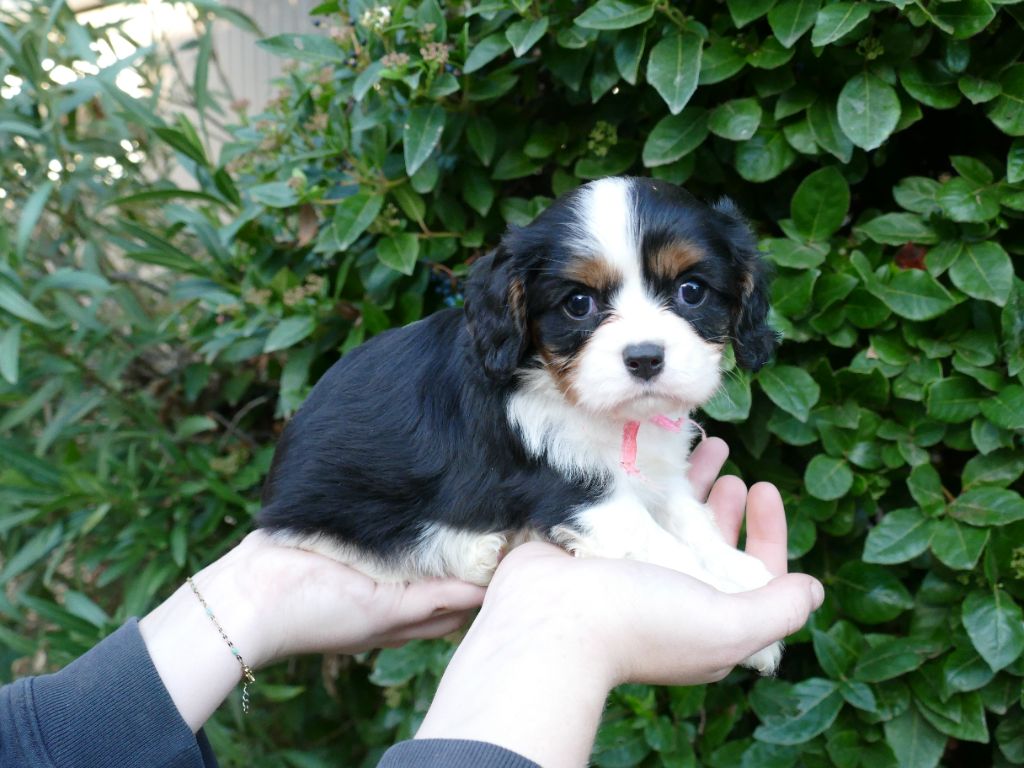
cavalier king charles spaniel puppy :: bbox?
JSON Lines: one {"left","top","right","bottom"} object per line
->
{"left": 259, "top": 176, "right": 782, "bottom": 673}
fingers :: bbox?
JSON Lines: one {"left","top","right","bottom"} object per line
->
{"left": 706, "top": 475, "right": 747, "bottom": 547}
{"left": 687, "top": 437, "right": 729, "bottom": 501}
{"left": 727, "top": 573, "right": 824, "bottom": 658}
{"left": 382, "top": 609, "right": 479, "bottom": 646}
{"left": 742, "top": 482, "right": 789, "bottom": 576}
{"left": 396, "top": 579, "right": 487, "bottom": 623}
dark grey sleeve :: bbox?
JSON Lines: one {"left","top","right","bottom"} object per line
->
{"left": 0, "top": 618, "right": 217, "bottom": 768}
{"left": 378, "top": 739, "right": 541, "bottom": 767}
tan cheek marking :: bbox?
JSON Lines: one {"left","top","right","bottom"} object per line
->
{"left": 540, "top": 349, "right": 582, "bottom": 405}
{"left": 563, "top": 257, "right": 623, "bottom": 294}
{"left": 650, "top": 241, "right": 706, "bottom": 282}
{"left": 531, "top": 319, "right": 583, "bottom": 405}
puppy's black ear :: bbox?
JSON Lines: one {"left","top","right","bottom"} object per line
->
{"left": 713, "top": 198, "right": 778, "bottom": 372}
{"left": 463, "top": 243, "right": 529, "bottom": 382}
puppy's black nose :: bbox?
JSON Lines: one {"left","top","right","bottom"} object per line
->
{"left": 623, "top": 343, "right": 665, "bottom": 381}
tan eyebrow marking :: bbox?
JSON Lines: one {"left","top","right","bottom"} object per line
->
{"left": 649, "top": 241, "right": 706, "bottom": 281}
{"left": 562, "top": 256, "right": 623, "bottom": 293}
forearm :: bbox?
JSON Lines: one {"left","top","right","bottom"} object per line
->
{"left": 415, "top": 604, "right": 613, "bottom": 768}
{"left": 139, "top": 553, "right": 265, "bottom": 732}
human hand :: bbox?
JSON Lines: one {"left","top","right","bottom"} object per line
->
{"left": 141, "top": 532, "right": 484, "bottom": 731}
{"left": 415, "top": 438, "right": 823, "bottom": 767}
{"left": 481, "top": 438, "right": 823, "bottom": 687}
{"left": 184, "top": 531, "right": 486, "bottom": 668}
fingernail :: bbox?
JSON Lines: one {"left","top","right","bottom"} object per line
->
{"left": 810, "top": 579, "right": 825, "bottom": 609}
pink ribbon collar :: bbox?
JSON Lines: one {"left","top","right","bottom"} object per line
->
{"left": 620, "top": 415, "right": 707, "bottom": 478}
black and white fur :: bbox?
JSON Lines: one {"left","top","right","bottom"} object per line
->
{"left": 259, "top": 177, "right": 782, "bottom": 673}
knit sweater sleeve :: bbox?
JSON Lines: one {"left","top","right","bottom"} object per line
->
{"left": 0, "top": 618, "right": 217, "bottom": 768}
{"left": 378, "top": 739, "right": 541, "bottom": 767}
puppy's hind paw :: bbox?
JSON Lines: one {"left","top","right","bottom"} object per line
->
{"left": 742, "top": 641, "right": 783, "bottom": 676}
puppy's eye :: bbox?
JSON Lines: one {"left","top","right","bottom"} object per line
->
{"left": 677, "top": 280, "right": 707, "bottom": 307}
{"left": 564, "top": 293, "right": 596, "bottom": 318}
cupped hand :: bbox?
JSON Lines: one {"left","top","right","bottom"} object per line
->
{"left": 193, "top": 531, "right": 486, "bottom": 668}
{"left": 476, "top": 437, "right": 824, "bottom": 687}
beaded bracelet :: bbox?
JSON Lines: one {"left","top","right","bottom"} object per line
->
{"left": 187, "top": 576, "right": 256, "bottom": 713}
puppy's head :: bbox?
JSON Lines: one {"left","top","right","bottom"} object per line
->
{"left": 464, "top": 177, "right": 775, "bottom": 417}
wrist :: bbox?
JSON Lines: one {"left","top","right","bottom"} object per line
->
{"left": 416, "top": 586, "right": 616, "bottom": 768}
{"left": 138, "top": 546, "right": 271, "bottom": 731}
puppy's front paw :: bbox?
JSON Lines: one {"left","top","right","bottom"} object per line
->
{"left": 456, "top": 532, "right": 508, "bottom": 586}
{"left": 742, "top": 641, "right": 783, "bottom": 676}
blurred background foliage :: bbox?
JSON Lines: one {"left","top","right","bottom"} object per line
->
{"left": 1, "top": 0, "right": 1023, "bottom": 765}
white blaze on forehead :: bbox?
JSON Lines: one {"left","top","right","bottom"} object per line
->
{"left": 572, "top": 177, "right": 642, "bottom": 288}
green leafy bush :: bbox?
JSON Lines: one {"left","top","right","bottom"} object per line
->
{"left": 3, "top": 0, "right": 1024, "bottom": 765}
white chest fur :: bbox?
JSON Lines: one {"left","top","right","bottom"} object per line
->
{"left": 506, "top": 368, "right": 698, "bottom": 508}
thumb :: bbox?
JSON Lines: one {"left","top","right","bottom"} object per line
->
{"left": 728, "top": 573, "right": 824, "bottom": 656}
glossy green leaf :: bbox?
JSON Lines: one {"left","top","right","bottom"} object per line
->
{"left": 979, "top": 384, "right": 1024, "bottom": 430}
{"left": 805, "top": 454, "right": 854, "bottom": 500}
{"left": 947, "top": 242, "right": 1013, "bottom": 306}
{"left": 331, "top": 192, "right": 384, "bottom": 250}
{"left": 855, "top": 213, "right": 938, "bottom": 245}
{"left": 708, "top": 98, "right": 762, "bottom": 141}
{"left": 872, "top": 270, "right": 959, "bottom": 321}
{"left": 790, "top": 166, "right": 850, "bottom": 241}
{"left": 727, "top": 0, "right": 778, "bottom": 27}
{"left": 464, "top": 33, "right": 511, "bottom": 73}
{"left": 884, "top": 706, "right": 947, "bottom": 768}
{"left": 403, "top": 104, "right": 446, "bottom": 177}
{"left": 963, "top": 450, "right": 1024, "bottom": 489}
{"left": 908, "top": 463, "right": 945, "bottom": 513}
{"left": 937, "top": 178, "right": 1000, "bottom": 223}
{"left": 758, "top": 364, "right": 820, "bottom": 422}
{"left": 698, "top": 37, "right": 745, "bottom": 85}
{"left": 933, "top": 0, "right": 996, "bottom": 39}
{"left": 837, "top": 72, "right": 901, "bottom": 150}
{"left": 642, "top": 109, "right": 709, "bottom": 167}
{"left": 1008, "top": 138, "right": 1024, "bottom": 183}
{"left": 466, "top": 116, "right": 497, "bottom": 165}
{"left": 811, "top": 2, "right": 872, "bottom": 46}
{"left": 754, "top": 678, "right": 844, "bottom": 744}
{"left": 931, "top": 518, "right": 989, "bottom": 570}
{"left": 613, "top": 26, "right": 647, "bottom": 84}
{"left": 264, "top": 315, "right": 316, "bottom": 353}
{"left": 811, "top": 621, "right": 862, "bottom": 678}
{"left": 767, "top": 0, "right": 821, "bottom": 48}
{"left": 855, "top": 637, "right": 926, "bottom": 682}
{"left": 833, "top": 560, "right": 914, "bottom": 624}
{"left": 734, "top": 128, "right": 797, "bottom": 182}
{"left": 963, "top": 589, "right": 1024, "bottom": 671}
{"left": 927, "top": 376, "right": 982, "bottom": 423}
{"left": 702, "top": 372, "right": 752, "bottom": 422}
{"left": 506, "top": 17, "right": 548, "bottom": 57}
{"left": 376, "top": 233, "right": 420, "bottom": 276}
{"left": 575, "top": 0, "right": 654, "bottom": 29}
{"left": 988, "top": 64, "right": 1024, "bottom": 136}
{"left": 943, "top": 646, "right": 996, "bottom": 694}
{"left": 949, "top": 487, "right": 1024, "bottom": 526}
{"left": 864, "top": 508, "right": 934, "bottom": 564}
{"left": 646, "top": 33, "right": 703, "bottom": 115}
